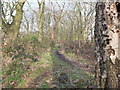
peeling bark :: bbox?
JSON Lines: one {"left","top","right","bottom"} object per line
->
{"left": 95, "top": 2, "right": 120, "bottom": 88}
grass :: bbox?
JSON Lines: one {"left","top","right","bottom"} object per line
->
{"left": 62, "top": 50, "right": 85, "bottom": 63}
{"left": 3, "top": 47, "right": 94, "bottom": 88}
{"left": 18, "top": 46, "right": 94, "bottom": 88}
{"left": 3, "top": 59, "right": 30, "bottom": 88}
{"left": 0, "top": 70, "right": 2, "bottom": 84}
{"left": 2, "top": 34, "right": 94, "bottom": 88}
{"left": 51, "top": 51, "right": 94, "bottom": 88}
{"left": 2, "top": 33, "right": 46, "bottom": 88}
{"left": 3, "top": 46, "right": 94, "bottom": 88}
{"left": 17, "top": 51, "right": 53, "bottom": 88}
{"left": 36, "top": 47, "right": 94, "bottom": 88}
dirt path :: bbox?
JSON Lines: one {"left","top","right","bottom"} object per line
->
{"left": 27, "top": 70, "right": 52, "bottom": 88}
{"left": 55, "top": 50, "right": 94, "bottom": 74}
{"left": 27, "top": 50, "right": 94, "bottom": 88}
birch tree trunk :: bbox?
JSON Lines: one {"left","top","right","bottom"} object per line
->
{"left": 94, "top": 2, "right": 120, "bottom": 88}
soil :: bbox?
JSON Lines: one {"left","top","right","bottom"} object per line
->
{"left": 27, "top": 50, "right": 95, "bottom": 88}
{"left": 28, "top": 70, "right": 52, "bottom": 88}
{"left": 55, "top": 50, "right": 95, "bottom": 74}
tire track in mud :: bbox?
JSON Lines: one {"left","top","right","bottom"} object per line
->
{"left": 55, "top": 50, "right": 94, "bottom": 73}
{"left": 27, "top": 70, "right": 52, "bottom": 88}
{"left": 27, "top": 50, "right": 94, "bottom": 88}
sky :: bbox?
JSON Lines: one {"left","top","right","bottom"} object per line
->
{"left": 23, "top": 0, "right": 77, "bottom": 11}
{"left": 2, "top": 0, "right": 96, "bottom": 12}
{"left": 2, "top": 0, "right": 95, "bottom": 32}
{"left": 21, "top": 0, "right": 77, "bottom": 32}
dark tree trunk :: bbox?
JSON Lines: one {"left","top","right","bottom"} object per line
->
{"left": 94, "top": 2, "right": 120, "bottom": 88}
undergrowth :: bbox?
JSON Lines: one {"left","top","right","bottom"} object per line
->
{"left": 2, "top": 33, "right": 94, "bottom": 88}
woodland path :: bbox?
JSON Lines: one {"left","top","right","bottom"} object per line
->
{"left": 27, "top": 49, "right": 94, "bottom": 88}
{"left": 55, "top": 50, "right": 94, "bottom": 74}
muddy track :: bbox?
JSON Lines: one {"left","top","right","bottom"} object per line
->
{"left": 27, "top": 50, "right": 94, "bottom": 88}
{"left": 27, "top": 70, "right": 52, "bottom": 88}
{"left": 55, "top": 50, "right": 94, "bottom": 73}
{"left": 55, "top": 51, "right": 74, "bottom": 67}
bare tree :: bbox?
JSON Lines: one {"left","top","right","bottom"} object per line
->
{"left": 37, "top": 0, "right": 45, "bottom": 42}
{"left": 1, "top": 0, "right": 26, "bottom": 45}
{"left": 50, "top": 2, "right": 65, "bottom": 42}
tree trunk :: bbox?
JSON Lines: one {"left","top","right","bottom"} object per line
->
{"left": 0, "top": 1, "right": 2, "bottom": 89}
{"left": 2, "top": 0, "right": 26, "bottom": 45}
{"left": 38, "top": 0, "right": 45, "bottom": 42}
{"left": 94, "top": 2, "right": 120, "bottom": 88}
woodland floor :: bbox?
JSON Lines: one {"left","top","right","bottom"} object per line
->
{"left": 2, "top": 35, "right": 95, "bottom": 88}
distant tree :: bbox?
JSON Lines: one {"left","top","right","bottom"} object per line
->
{"left": 37, "top": 0, "right": 45, "bottom": 42}
{"left": 0, "top": 0, "right": 1, "bottom": 25}
{"left": 53, "top": 2, "right": 65, "bottom": 41}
